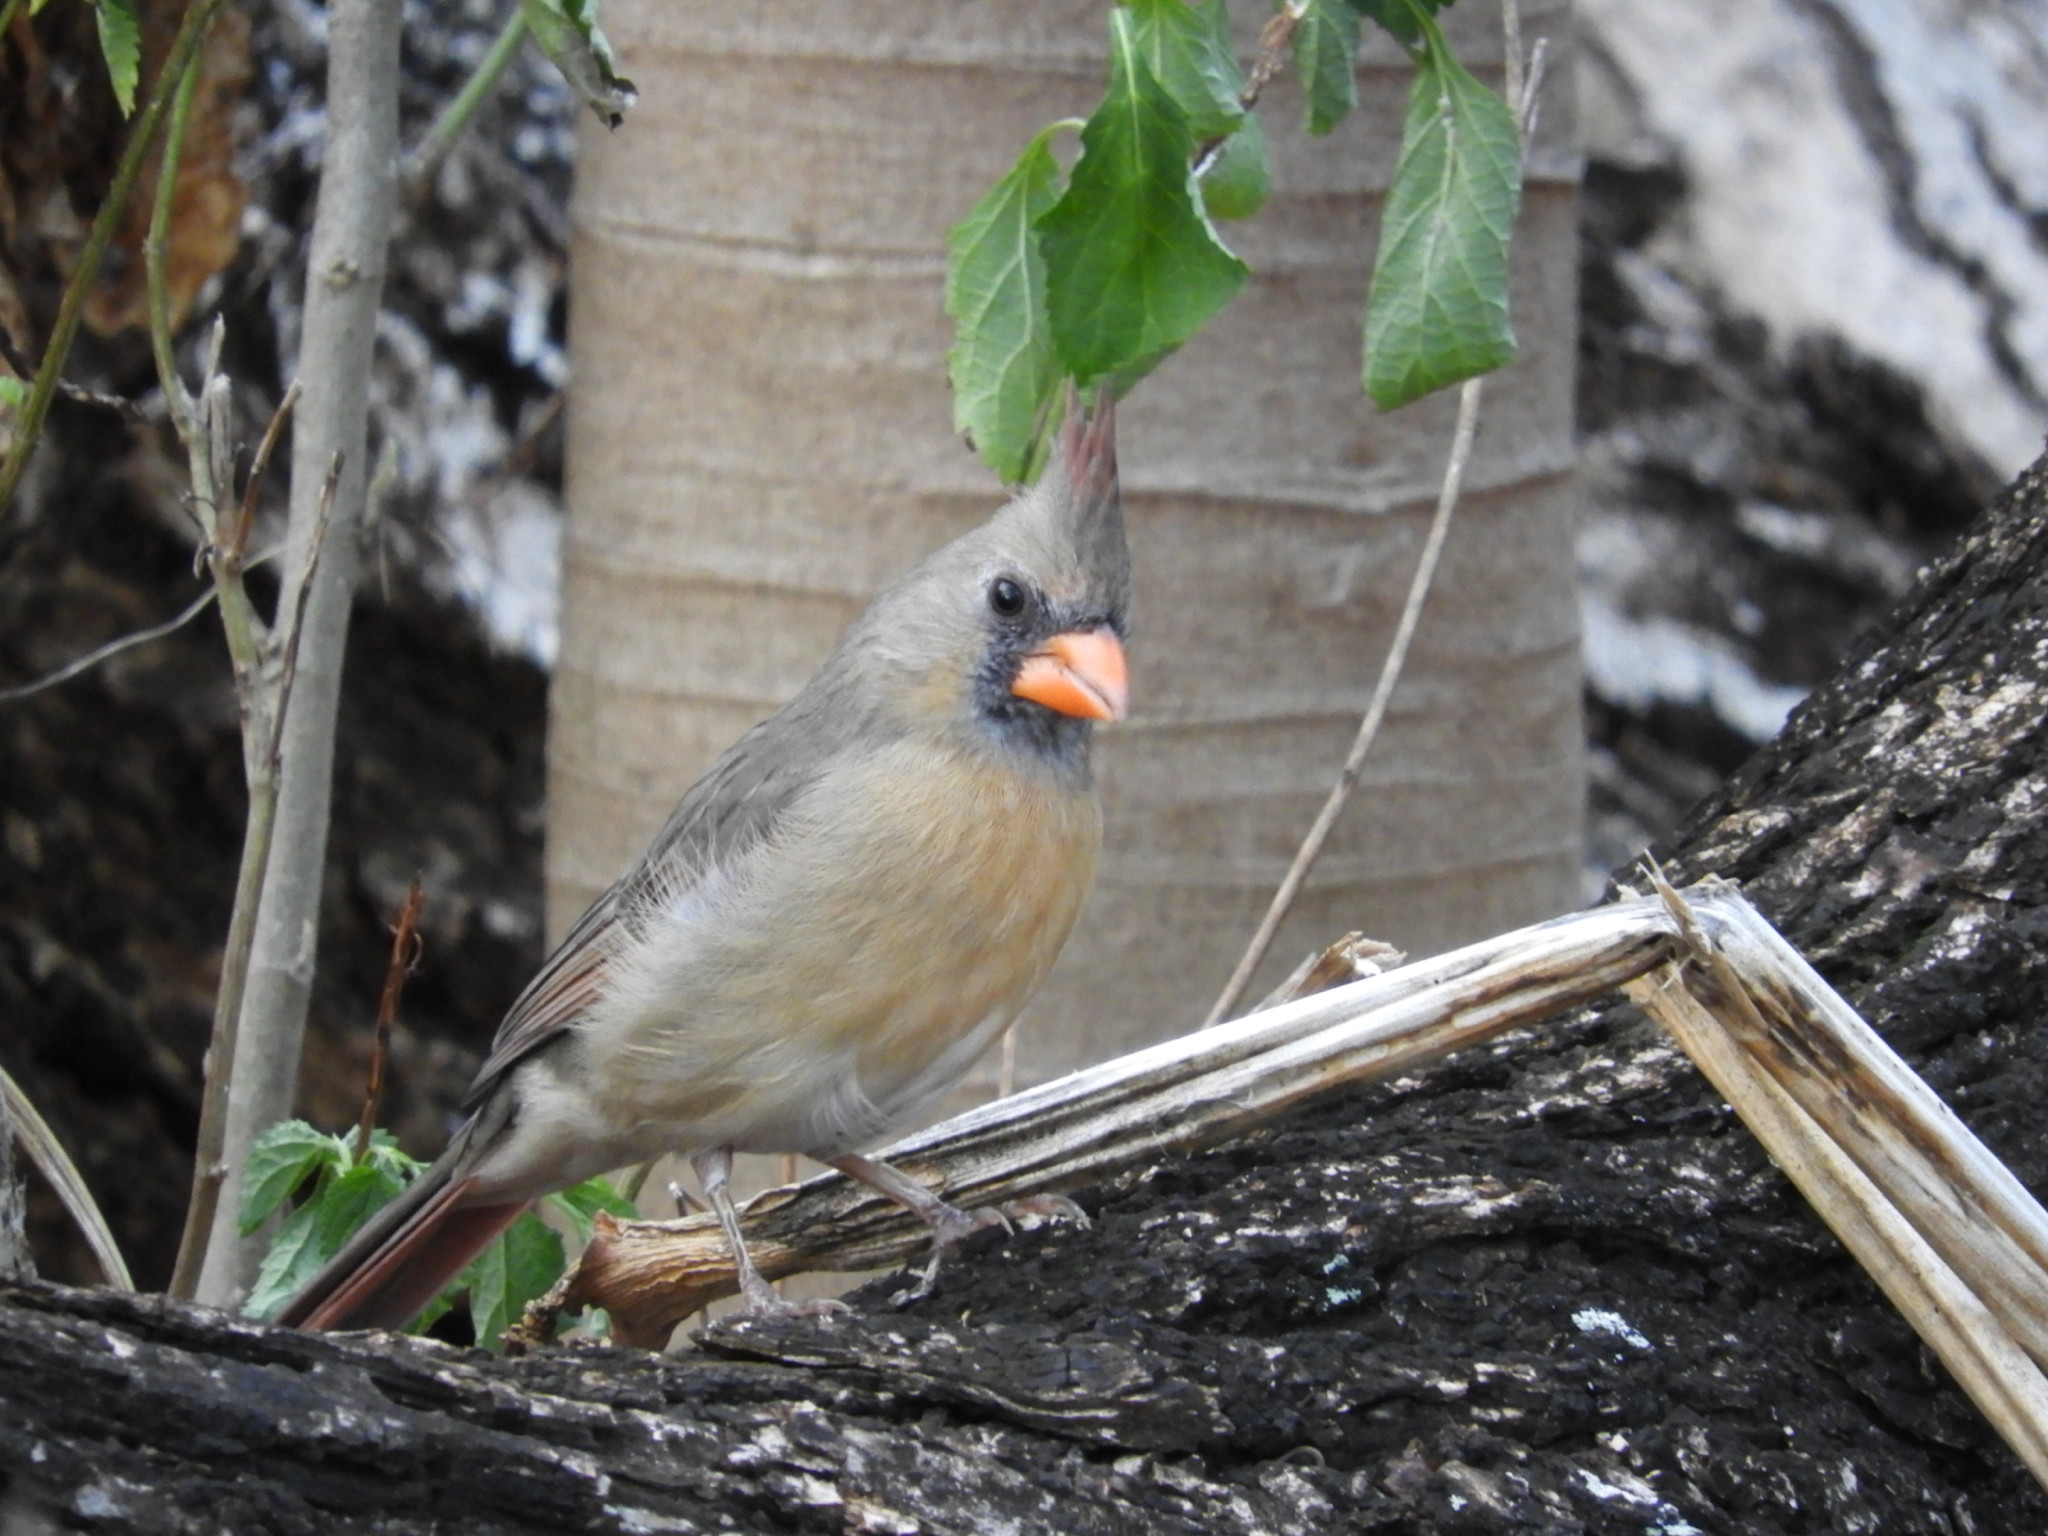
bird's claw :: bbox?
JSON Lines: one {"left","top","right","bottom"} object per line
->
{"left": 736, "top": 1271, "right": 851, "bottom": 1320}
{"left": 890, "top": 1194, "right": 1091, "bottom": 1308}
{"left": 998, "top": 1193, "right": 1091, "bottom": 1230}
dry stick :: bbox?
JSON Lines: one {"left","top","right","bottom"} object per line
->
{"left": 1203, "top": 378, "right": 1482, "bottom": 1025}
{"left": 0, "top": 1064, "right": 133, "bottom": 1289}
{"left": 354, "top": 879, "right": 426, "bottom": 1159}
{"left": 1622, "top": 916, "right": 2048, "bottom": 1487}
{"left": 534, "top": 895, "right": 1680, "bottom": 1347}
{"left": 0, "top": 0, "right": 227, "bottom": 514}
{"left": 1642, "top": 874, "right": 2048, "bottom": 1364}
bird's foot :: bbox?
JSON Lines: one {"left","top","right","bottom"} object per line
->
{"left": 888, "top": 1197, "right": 1090, "bottom": 1308}
{"left": 997, "top": 1193, "right": 1091, "bottom": 1231}
{"left": 736, "top": 1268, "right": 850, "bottom": 1320}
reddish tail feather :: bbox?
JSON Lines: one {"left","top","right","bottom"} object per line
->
{"left": 276, "top": 1165, "right": 529, "bottom": 1333}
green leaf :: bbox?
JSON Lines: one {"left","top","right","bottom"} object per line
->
{"left": 1039, "top": 8, "right": 1248, "bottom": 390}
{"left": 520, "top": 0, "right": 637, "bottom": 128}
{"left": 243, "top": 1161, "right": 407, "bottom": 1319}
{"left": 358, "top": 1131, "right": 426, "bottom": 1187}
{"left": 240, "top": 1120, "right": 346, "bottom": 1233}
{"left": 244, "top": 1201, "right": 328, "bottom": 1320}
{"left": 1201, "top": 110, "right": 1270, "bottom": 220}
{"left": 547, "top": 1176, "right": 639, "bottom": 1243}
{"left": 1361, "top": 10, "right": 1521, "bottom": 409}
{"left": 1123, "top": 0, "right": 1244, "bottom": 140}
{"left": 1293, "top": 0, "right": 1360, "bottom": 136}
{"left": 466, "top": 1212, "right": 564, "bottom": 1351}
{"left": 0, "top": 376, "right": 30, "bottom": 410}
{"left": 946, "top": 126, "right": 1066, "bottom": 484}
{"left": 92, "top": 0, "right": 141, "bottom": 116}
{"left": 1346, "top": 0, "right": 1452, "bottom": 49}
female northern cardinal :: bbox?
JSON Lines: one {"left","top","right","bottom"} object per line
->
{"left": 280, "top": 397, "right": 1129, "bottom": 1331}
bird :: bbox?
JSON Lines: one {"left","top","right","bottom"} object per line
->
{"left": 278, "top": 394, "right": 1129, "bottom": 1333}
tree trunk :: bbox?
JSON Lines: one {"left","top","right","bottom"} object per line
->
{"left": 6, "top": 443, "right": 2048, "bottom": 1527}
{"left": 551, "top": 0, "right": 1587, "bottom": 1127}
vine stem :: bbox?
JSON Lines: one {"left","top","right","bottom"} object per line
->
{"left": 1203, "top": 0, "right": 1546, "bottom": 1027}
{"left": 0, "top": 0, "right": 227, "bottom": 515}
{"left": 145, "top": 44, "right": 207, "bottom": 441}
{"left": 405, "top": 3, "right": 531, "bottom": 192}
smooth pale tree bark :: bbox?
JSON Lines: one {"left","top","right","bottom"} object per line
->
{"left": 554, "top": 1, "right": 1584, "bottom": 1112}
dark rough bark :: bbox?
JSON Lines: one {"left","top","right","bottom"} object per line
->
{"left": 7, "top": 463, "right": 2048, "bottom": 1530}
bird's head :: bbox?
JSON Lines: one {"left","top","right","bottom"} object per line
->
{"left": 852, "top": 395, "right": 1131, "bottom": 778}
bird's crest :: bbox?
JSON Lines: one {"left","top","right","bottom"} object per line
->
{"left": 1035, "top": 389, "right": 1129, "bottom": 622}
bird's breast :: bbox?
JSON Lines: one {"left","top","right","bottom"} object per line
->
{"left": 586, "top": 737, "right": 1102, "bottom": 1157}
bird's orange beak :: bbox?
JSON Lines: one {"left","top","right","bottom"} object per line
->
{"left": 1012, "top": 628, "right": 1129, "bottom": 722}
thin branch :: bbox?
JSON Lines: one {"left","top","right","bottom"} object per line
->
{"left": 1, "top": 1064, "right": 134, "bottom": 1290}
{"left": 404, "top": 3, "right": 530, "bottom": 194}
{"left": 1204, "top": 375, "right": 1482, "bottom": 1024}
{"left": 170, "top": 444, "right": 343, "bottom": 1298}
{"left": 354, "top": 878, "right": 426, "bottom": 1159}
{"left": 0, "top": 0, "right": 29, "bottom": 46}
{"left": 235, "top": 380, "right": 303, "bottom": 563}
{"left": 1193, "top": 1, "right": 1307, "bottom": 178}
{"left": 1203, "top": 1, "right": 1548, "bottom": 1027}
{"left": 0, "top": 586, "right": 218, "bottom": 706}
{"left": 264, "top": 452, "right": 343, "bottom": 774}
{"left": 0, "top": 0, "right": 227, "bottom": 515}
{"left": 0, "top": 326, "right": 147, "bottom": 421}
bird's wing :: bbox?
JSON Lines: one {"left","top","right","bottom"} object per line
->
{"left": 462, "top": 684, "right": 887, "bottom": 1110}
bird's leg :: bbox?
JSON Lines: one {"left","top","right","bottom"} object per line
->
{"left": 690, "top": 1146, "right": 845, "bottom": 1318}
{"left": 829, "top": 1153, "right": 1089, "bottom": 1305}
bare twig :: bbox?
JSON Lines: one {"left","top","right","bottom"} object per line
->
{"left": 1252, "top": 933, "right": 1405, "bottom": 1014}
{"left": 0, "top": 327, "right": 146, "bottom": 422}
{"left": 355, "top": 878, "right": 426, "bottom": 1159}
{"left": 1203, "top": 1, "right": 1548, "bottom": 1026}
{"left": 264, "top": 453, "right": 343, "bottom": 775}
{"left": 0, "top": 587, "right": 218, "bottom": 706}
{"left": 1, "top": 1064, "right": 134, "bottom": 1289}
{"left": 234, "top": 381, "right": 303, "bottom": 563}
{"left": 1193, "top": 0, "right": 1307, "bottom": 177}
{"left": 0, "top": 0, "right": 227, "bottom": 514}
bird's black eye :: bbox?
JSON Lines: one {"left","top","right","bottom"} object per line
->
{"left": 988, "top": 576, "right": 1028, "bottom": 619}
